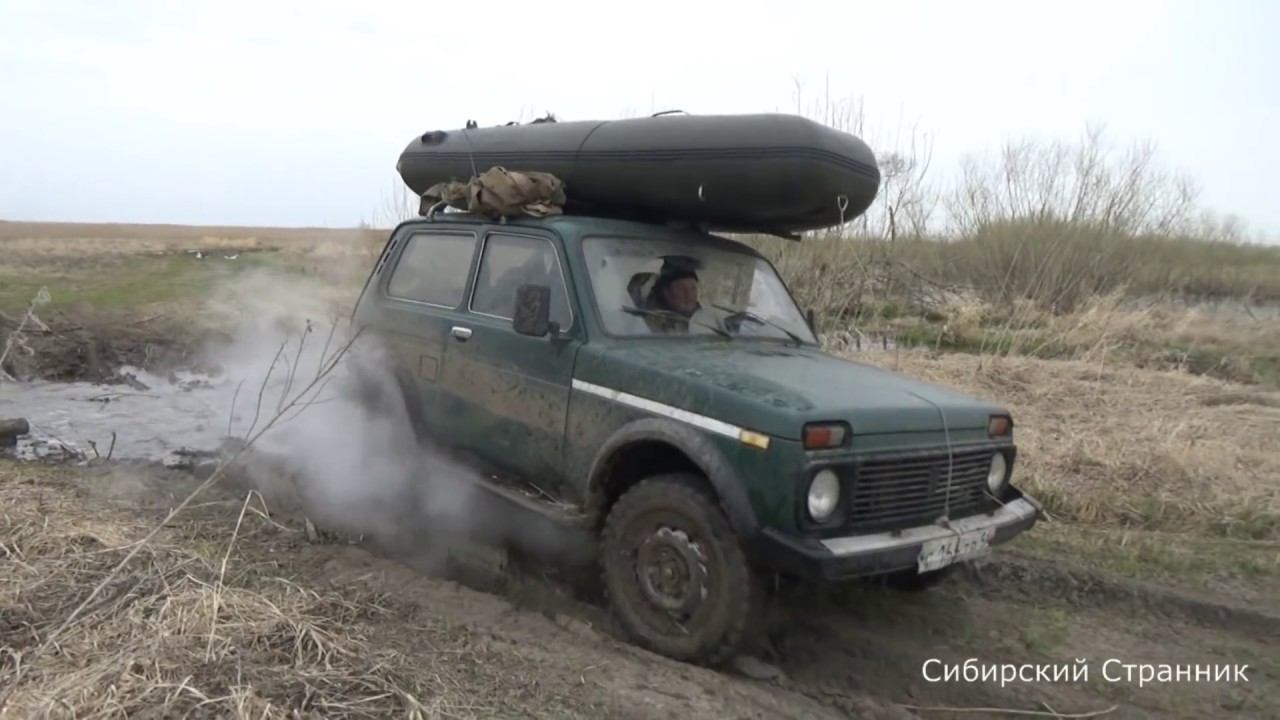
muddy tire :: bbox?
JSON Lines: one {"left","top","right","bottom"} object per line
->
{"left": 879, "top": 564, "right": 956, "bottom": 592}
{"left": 601, "top": 473, "right": 758, "bottom": 666}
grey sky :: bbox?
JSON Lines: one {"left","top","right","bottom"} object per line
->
{"left": 1, "top": 0, "right": 1275, "bottom": 242}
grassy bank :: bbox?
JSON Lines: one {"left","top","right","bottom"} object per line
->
{"left": 6, "top": 225, "right": 1277, "bottom": 390}
{"left": 752, "top": 219, "right": 1280, "bottom": 315}
{"left": 743, "top": 225, "right": 1280, "bottom": 389}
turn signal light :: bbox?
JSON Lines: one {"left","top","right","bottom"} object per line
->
{"left": 738, "top": 429, "right": 771, "bottom": 450}
{"left": 988, "top": 415, "right": 1012, "bottom": 437}
{"left": 803, "top": 423, "right": 847, "bottom": 450}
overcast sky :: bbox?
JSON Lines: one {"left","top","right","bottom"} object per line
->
{"left": 1, "top": 0, "right": 1275, "bottom": 241}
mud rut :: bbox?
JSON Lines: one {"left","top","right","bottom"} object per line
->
{"left": 2, "top": 327, "right": 1275, "bottom": 719}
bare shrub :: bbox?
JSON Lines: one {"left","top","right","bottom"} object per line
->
{"left": 737, "top": 113, "right": 1278, "bottom": 330}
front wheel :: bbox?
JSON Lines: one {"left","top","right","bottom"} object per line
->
{"left": 601, "top": 473, "right": 759, "bottom": 666}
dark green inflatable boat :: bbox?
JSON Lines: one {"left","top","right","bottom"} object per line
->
{"left": 395, "top": 112, "right": 880, "bottom": 234}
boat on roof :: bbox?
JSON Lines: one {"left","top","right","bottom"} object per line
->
{"left": 395, "top": 111, "right": 881, "bottom": 235}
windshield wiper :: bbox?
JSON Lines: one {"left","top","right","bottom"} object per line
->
{"left": 711, "top": 303, "right": 805, "bottom": 347}
{"left": 622, "top": 306, "right": 732, "bottom": 339}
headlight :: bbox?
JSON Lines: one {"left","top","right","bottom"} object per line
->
{"left": 807, "top": 469, "right": 840, "bottom": 521}
{"left": 987, "top": 453, "right": 1008, "bottom": 494}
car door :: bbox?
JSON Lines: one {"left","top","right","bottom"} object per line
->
{"left": 372, "top": 227, "right": 480, "bottom": 439}
{"left": 435, "top": 228, "right": 582, "bottom": 497}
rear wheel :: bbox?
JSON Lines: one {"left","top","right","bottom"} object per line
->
{"left": 601, "top": 473, "right": 758, "bottom": 666}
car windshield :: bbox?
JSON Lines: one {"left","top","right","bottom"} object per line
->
{"left": 581, "top": 234, "right": 818, "bottom": 345}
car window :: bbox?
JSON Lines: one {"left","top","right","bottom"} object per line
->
{"left": 386, "top": 231, "right": 477, "bottom": 307}
{"left": 470, "top": 233, "right": 573, "bottom": 329}
{"left": 581, "top": 234, "right": 817, "bottom": 344}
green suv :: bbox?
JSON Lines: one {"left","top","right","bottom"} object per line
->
{"left": 351, "top": 207, "right": 1042, "bottom": 665}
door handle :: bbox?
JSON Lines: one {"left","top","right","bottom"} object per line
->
{"left": 451, "top": 326, "right": 473, "bottom": 341}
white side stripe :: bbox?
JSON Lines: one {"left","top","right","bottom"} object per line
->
{"left": 571, "top": 379, "right": 742, "bottom": 439}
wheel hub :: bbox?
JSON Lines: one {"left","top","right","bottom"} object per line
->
{"left": 636, "top": 527, "right": 707, "bottom": 615}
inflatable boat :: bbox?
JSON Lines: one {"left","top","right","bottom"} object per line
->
{"left": 395, "top": 112, "right": 880, "bottom": 234}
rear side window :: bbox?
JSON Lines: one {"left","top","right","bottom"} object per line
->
{"left": 470, "top": 233, "right": 573, "bottom": 329}
{"left": 386, "top": 231, "right": 477, "bottom": 307}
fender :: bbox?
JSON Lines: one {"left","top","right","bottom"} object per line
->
{"left": 584, "top": 417, "right": 760, "bottom": 540}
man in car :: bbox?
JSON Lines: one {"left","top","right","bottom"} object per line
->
{"left": 643, "top": 258, "right": 717, "bottom": 333}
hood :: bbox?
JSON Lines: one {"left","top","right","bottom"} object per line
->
{"left": 578, "top": 340, "right": 1006, "bottom": 441}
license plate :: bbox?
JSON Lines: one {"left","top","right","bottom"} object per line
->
{"left": 917, "top": 527, "right": 996, "bottom": 573}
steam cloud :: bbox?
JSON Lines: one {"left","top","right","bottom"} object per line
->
{"left": 197, "top": 268, "right": 488, "bottom": 570}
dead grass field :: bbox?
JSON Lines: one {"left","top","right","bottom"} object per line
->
{"left": 2, "top": 218, "right": 1278, "bottom": 718}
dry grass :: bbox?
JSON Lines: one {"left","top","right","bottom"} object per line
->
{"left": 0, "top": 224, "right": 382, "bottom": 317}
{"left": 0, "top": 464, "right": 587, "bottom": 719}
{"left": 2, "top": 470, "right": 422, "bottom": 717}
{"left": 885, "top": 291, "right": 1280, "bottom": 387}
{"left": 757, "top": 249, "right": 1280, "bottom": 388}
{"left": 748, "top": 224, "right": 1280, "bottom": 323}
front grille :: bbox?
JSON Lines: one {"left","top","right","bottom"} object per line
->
{"left": 846, "top": 447, "right": 1000, "bottom": 532}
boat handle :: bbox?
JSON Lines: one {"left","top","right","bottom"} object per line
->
{"left": 451, "top": 326, "right": 473, "bottom": 341}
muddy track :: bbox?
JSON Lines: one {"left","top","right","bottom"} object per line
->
{"left": 372, "top": 530, "right": 1277, "bottom": 720}
{"left": 758, "top": 558, "right": 1278, "bottom": 719}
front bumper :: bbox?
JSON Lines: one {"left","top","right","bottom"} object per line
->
{"left": 754, "top": 490, "right": 1042, "bottom": 581}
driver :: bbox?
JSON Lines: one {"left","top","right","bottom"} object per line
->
{"left": 643, "top": 260, "right": 713, "bottom": 333}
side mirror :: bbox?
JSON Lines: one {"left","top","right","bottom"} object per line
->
{"left": 512, "top": 284, "right": 552, "bottom": 337}
{"left": 805, "top": 308, "right": 816, "bottom": 333}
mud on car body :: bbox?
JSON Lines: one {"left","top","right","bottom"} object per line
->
{"left": 350, "top": 210, "right": 1043, "bottom": 666}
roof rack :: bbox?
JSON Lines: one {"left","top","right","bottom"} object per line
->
{"left": 418, "top": 198, "right": 801, "bottom": 241}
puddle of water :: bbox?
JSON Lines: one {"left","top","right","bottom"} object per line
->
{"left": 0, "top": 366, "right": 241, "bottom": 466}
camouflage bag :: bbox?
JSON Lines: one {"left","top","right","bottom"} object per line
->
{"left": 421, "top": 166, "right": 566, "bottom": 220}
